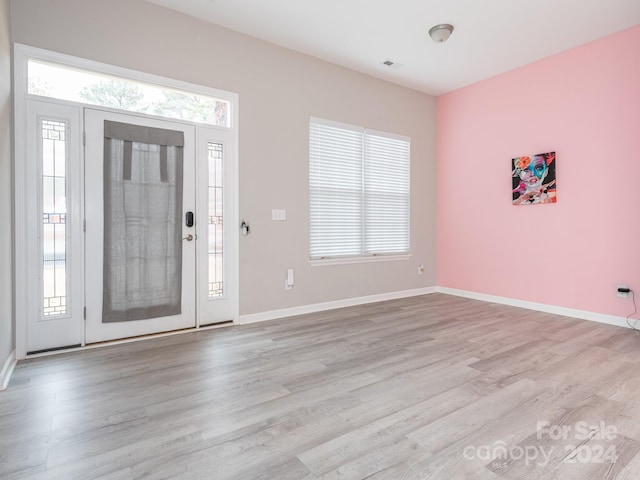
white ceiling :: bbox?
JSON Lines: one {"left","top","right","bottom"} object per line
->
{"left": 147, "top": 0, "right": 640, "bottom": 96}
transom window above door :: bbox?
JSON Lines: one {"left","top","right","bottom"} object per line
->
{"left": 28, "top": 60, "right": 230, "bottom": 127}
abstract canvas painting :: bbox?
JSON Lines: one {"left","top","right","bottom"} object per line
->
{"left": 512, "top": 151, "right": 556, "bottom": 205}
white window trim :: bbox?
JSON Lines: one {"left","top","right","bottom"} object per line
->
{"left": 309, "top": 116, "right": 411, "bottom": 265}
{"left": 310, "top": 254, "right": 411, "bottom": 267}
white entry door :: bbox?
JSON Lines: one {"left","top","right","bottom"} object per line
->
{"left": 84, "top": 109, "right": 197, "bottom": 343}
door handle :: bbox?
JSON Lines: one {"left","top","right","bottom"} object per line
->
{"left": 183, "top": 234, "right": 194, "bottom": 241}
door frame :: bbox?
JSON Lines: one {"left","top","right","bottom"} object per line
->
{"left": 14, "top": 44, "right": 240, "bottom": 359}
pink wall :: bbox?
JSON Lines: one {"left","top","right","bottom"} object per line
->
{"left": 437, "top": 25, "right": 640, "bottom": 317}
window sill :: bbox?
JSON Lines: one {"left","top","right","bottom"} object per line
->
{"left": 310, "top": 254, "right": 411, "bottom": 267}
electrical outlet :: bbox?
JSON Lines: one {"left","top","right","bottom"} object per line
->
{"left": 617, "top": 285, "right": 630, "bottom": 298}
{"left": 285, "top": 268, "right": 294, "bottom": 290}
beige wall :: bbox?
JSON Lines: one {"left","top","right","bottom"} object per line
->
{"left": 11, "top": 0, "right": 437, "bottom": 316}
{"left": 0, "top": 0, "right": 13, "bottom": 366}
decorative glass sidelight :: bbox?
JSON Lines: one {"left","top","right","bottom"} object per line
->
{"left": 41, "top": 119, "right": 68, "bottom": 317}
{"left": 208, "top": 142, "right": 224, "bottom": 297}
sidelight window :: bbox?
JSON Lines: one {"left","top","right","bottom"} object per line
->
{"left": 208, "top": 142, "right": 224, "bottom": 297}
{"left": 41, "top": 119, "right": 68, "bottom": 317}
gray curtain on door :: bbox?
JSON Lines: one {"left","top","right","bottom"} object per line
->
{"left": 102, "top": 120, "right": 184, "bottom": 323}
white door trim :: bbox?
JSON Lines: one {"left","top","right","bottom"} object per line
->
{"left": 14, "top": 44, "right": 240, "bottom": 359}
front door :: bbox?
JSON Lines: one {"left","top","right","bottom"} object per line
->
{"left": 84, "top": 109, "right": 197, "bottom": 343}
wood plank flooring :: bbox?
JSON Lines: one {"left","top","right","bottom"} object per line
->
{"left": 2, "top": 293, "right": 640, "bottom": 479}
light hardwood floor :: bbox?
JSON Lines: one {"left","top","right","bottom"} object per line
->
{"left": 2, "top": 293, "right": 640, "bottom": 479}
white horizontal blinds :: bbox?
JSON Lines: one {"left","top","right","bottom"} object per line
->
{"left": 364, "top": 132, "right": 410, "bottom": 254}
{"left": 309, "top": 119, "right": 363, "bottom": 259}
{"left": 309, "top": 117, "right": 411, "bottom": 260}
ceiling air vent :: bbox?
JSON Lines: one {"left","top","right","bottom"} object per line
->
{"left": 382, "top": 59, "right": 403, "bottom": 70}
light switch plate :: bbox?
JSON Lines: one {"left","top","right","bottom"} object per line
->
{"left": 272, "top": 209, "right": 286, "bottom": 221}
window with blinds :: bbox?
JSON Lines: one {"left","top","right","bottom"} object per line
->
{"left": 309, "top": 117, "right": 410, "bottom": 261}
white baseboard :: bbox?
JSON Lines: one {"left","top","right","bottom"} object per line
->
{"left": 437, "top": 287, "right": 632, "bottom": 329}
{"left": 238, "top": 286, "right": 632, "bottom": 330}
{"left": 238, "top": 287, "right": 437, "bottom": 325}
{"left": 0, "top": 350, "right": 17, "bottom": 391}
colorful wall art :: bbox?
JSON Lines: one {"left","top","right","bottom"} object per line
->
{"left": 512, "top": 151, "right": 556, "bottom": 205}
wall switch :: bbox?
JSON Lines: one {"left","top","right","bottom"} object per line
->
{"left": 272, "top": 209, "right": 286, "bottom": 221}
{"left": 286, "top": 268, "right": 294, "bottom": 290}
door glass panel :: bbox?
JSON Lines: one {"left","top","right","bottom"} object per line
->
{"left": 41, "top": 119, "right": 68, "bottom": 317}
{"left": 102, "top": 120, "right": 185, "bottom": 322}
{"left": 208, "top": 142, "right": 224, "bottom": 298}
